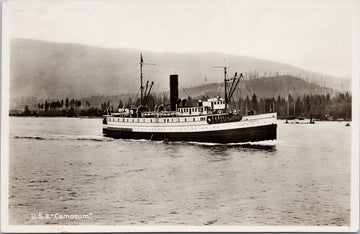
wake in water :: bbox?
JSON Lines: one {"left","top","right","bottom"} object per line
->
{"left": 119, "top": 138, "right": 279, "bottom": 151}
{"left": 185, "top": 140, "right": 279, "bottom": 146}
{"left": 182, "top": 140, "right": 278, "bottom": 151}
{"left": 115, "top": 137, "right": 280, "bottom": 149}
{"left": 14, "top": 134, "right": 279, "bottom": 151}
{"left": 14, "top": 134, "right": 112, "bottom": 142}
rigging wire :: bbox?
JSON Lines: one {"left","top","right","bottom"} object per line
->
{"left": 129, "top": 77, "right": 141, "bottom": 106}
{"left": 132, "top": 86, "right": 140, "bottom": 106}
{"left": 243, "top": 74, "right": 253, "bottom": 97}
{"left": 182, "top": 88, "right": 191, "bottom": 98}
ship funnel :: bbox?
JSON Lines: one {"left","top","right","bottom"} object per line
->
{"left": 170, "top": 74, "right": 178, "bottom": 111}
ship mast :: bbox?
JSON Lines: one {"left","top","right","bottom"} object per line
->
{"left": 139, "top": 53, "right": 155, "bottom": 106}
{"left": 212, "top": 65, "right": 229, "bottom": 110}
{"left": 140, "top": 54, "right": 144, "bottom": 106}
{"left": 212, "top": 63, "right": 242, "bottom": 111}
{"left": 140, "top": 54, "right": 144, "bottom": 105}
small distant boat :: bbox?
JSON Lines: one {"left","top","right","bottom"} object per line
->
{"left": 285, "top": 118, "right": 315, "bottom": 124}
{"left": 345, "top": 123, "right": 350, "bottom": 127}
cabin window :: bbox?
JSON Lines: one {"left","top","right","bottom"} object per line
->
{"left": 167, "top": 119, "right": 169, "bottom": 122}
{"left": 178, "top": 118, "right": 180, "bottom": 122}
{"left": 143, "top": 119, "right": 145, "bottom": 122}
{"left": 150, "top": 119, "right": 152, "bottom": 123}
{"left": 185, "top": 118, "right": 187, "bottom": 122}
{"left": 193, "top": 118, "right": 195, "bottom": 121}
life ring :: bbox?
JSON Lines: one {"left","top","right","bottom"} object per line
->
{"left": 218, "top": 110, "right": 222, "bottom": 114}
{"left": 207, "top": 117, "right": 212, "bottom": 124}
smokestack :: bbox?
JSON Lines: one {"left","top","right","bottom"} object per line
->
{"left": 170, "top": 74, "right": 178, "bottom": 111}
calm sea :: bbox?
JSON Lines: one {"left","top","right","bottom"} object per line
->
{"left": 8, "top": 117, "right": 351, "bottom": 226}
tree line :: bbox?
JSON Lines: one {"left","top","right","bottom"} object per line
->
{"left": 228, "top": 92, "right": 351, "bottom": 120}
{"left": 17, "top": 97, "right": 101, "bottom": 117}
{"left": 14, "top": 92, "right": 351, "bottom": 121}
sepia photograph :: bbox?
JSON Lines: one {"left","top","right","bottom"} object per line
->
{"left": 1, "top": 0, "right": 359, "bottom": 232}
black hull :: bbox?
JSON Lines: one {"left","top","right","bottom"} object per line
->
{"left": 103, "top": 124, "right": 277, "bottom": 143}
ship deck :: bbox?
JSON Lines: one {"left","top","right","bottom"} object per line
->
{"left": 103, "top": 113, "right": 277, "bottom": 143}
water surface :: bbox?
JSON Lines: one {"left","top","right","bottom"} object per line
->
{"left": 9, "top": 117, "right": 351, "bottom": 226}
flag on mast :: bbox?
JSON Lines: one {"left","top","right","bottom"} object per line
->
{"left": 140, "top": 53, "right": 143, "bottom": 63}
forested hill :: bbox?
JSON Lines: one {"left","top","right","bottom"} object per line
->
{"left": 10, "top": 75, "right": 338, "bottom": 110}
{"left": 13, "top": 74, "right": 351, "bottom": 120}
{"left": 181, "top": 75, "right": 335, "bottom": 100}
{"left": 43, "top": 75, "right": 338, "bottom": 109}
{"left": 10, "top": 38, "right": 350, "bottom": 109}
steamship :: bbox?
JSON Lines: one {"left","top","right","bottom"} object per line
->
{"left": 102, "top": 55, "right": 277, "bottom": 143}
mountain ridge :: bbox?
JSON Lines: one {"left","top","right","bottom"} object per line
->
{"left": 9, "top": 38, "right": 351, "bottom": 108}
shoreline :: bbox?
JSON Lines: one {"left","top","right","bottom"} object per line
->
{"left": 9, "top": 115, "right": 103, "bottom": 119}
{"left": 8, "top": 115, "right": 351, "bottom": 122}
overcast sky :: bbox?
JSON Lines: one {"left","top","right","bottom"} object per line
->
{"left": 3, "top": 0, "right": 357, "bottom": 78}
